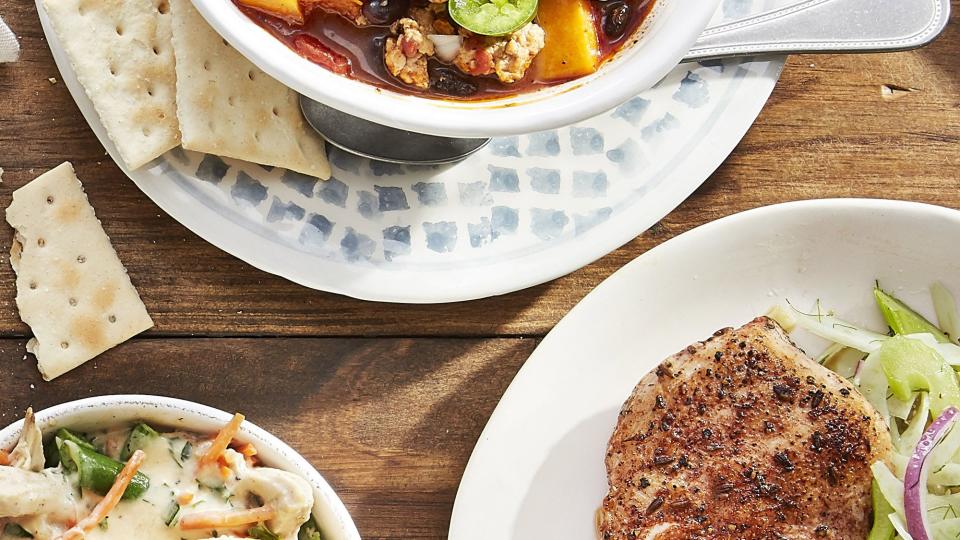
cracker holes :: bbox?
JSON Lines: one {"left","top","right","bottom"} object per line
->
{"left": 68, "top": 298, "right": 78, "bottom": 307}
{"left": 108, "top": 315, "right": 117, "bottom": 324}
{"left": 77, "top": 255, "right": 86, "bottom": 264}
{"left": 115, "top": 25, "right": 124, "bottom": 36}
{"left": 109, "top": 64, "right": 118, "bottom": 76}
{"left": 142, "top": 127, "right": 152, "bottom": 137}
{"left": 271, "top": 107, "right": 280, "bottom": 117}
{"left": 147, "top": 86, "right": 155, "bottom": 97}
{"left": 46, "top": 195, "right": 54, "bottom": 204}
{"left": 60, "top": 341, "right": 69, "bottom": 350}
{"left": 203, "top": 60, "right": 212, "bottom": 71}
{"left": 29, "top": 281, "right": 37, "bottom": 290}
{"left": 228, "top": 96, "right": 236, "bottom": 106}
{"left": 152, "top": 45, "right": 161, "bottom": 56}
{"left": 254, "top": 132, "right": 261, "bottom": 142}
{"left": 37, "top": 238, "right": 46, "bottom": 248}
{"left": 247, "top": 70, "right": 256, "bottom": 81}
{"left": 157, "top": 0, "right": 170, "bottom": 14}
{"left": 221, "top": 38, "right": 230, "bottom": 47}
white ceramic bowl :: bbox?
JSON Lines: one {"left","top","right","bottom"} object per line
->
{"left": 0, "top": 395, "right": 361, "bottom": 540}
{"left": 190, "top": 0, "right": 721, "bottom": 137}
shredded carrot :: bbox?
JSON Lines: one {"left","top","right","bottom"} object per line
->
{"left": 0, "top": 450, "right": 10, "bottom": 466}
{"left": 236, "top": 442, "right": 258, "bottom": 457}
{"left": 176, "top": 492, "right": 194, "bottom": 506}
{"left": 200, "top": 413, "right": 244, "bottom": 466}
{"left": 179, "top": 506, "right": 276, "bottom": 530}
{"left": 55, "top": 449, "right": 146, "bottom": 540}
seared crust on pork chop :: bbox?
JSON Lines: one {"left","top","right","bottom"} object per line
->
{"left": 599, "top": 317, "right": 893, "bottom": 540}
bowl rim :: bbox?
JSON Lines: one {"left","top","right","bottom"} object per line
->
{"left": 189, "top": 0, "right": 722, "bottom": 137}
{"left": 0, "top": 394, "right": 361, "bottom": 540}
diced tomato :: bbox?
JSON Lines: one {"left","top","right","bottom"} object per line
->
{"left": 399, "top": 36, "right": 418, "bottom": 58}
{"left": 292, "top": 34, "right": 352, "bottom": 76}
{"left": 473, "top": 49, "right": 493, "bottom": 76}
{"left": 460, "top": 37, "right": 493, "bottom": 76}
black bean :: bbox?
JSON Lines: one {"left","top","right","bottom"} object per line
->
{"left": 430, "top": 66, "right": 479, "bottom": 97}
{"left": 603, "top": 2, "right": 631, "bottom": 40}
{"left": 363, "top": 0, "right": 410, "bottom": 26}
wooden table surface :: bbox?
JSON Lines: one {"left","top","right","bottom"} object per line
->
{"left": 0, "top": 1, "right": 958, "bottom": 538}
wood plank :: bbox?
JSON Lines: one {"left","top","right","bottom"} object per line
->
{"left": 0, "top": 3, "right": 956, "bottom": 338}
{"left": 0, "top": 336, "right": 536, "bottom": 539}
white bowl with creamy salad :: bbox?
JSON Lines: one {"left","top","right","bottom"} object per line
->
{"left": 0, "top": 395, "right": 360, "bottom": 540}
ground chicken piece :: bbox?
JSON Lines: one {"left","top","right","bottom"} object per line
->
{"left": 407, "top": 5, "right": 456, "bottom": 35}
{"left": 302, "top": 0, "right": 365, "bottom": 24}
{"left": 385, "top": 18, "right": 435, "bottom": 89}
{"left": 494, "top": 23, "right": 544, "bottom": 83}
{"left": 454, "top": 23, "right": 544, "bottom": 83}
{"left": 433, "top": 18, "right": 456, "bottom": 35}
{"left": 408, "top": 7, "right": 436, "bottom": 32}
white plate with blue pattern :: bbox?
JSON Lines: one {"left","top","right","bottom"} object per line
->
{"left": 39, "top": 0, "right": 784, "bottom": 303}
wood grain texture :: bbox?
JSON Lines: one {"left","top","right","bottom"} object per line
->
{"left": 0, "top": 337, "right": 536, "bottom": 539}
{"left": 0, "top": 2, "right": 957, "bottom": 337}
{"left": 0, "top": 2, "right": 957, "bottom": 539}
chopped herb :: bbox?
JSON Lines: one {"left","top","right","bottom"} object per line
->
{"left": 248, "top": 523, "right": 281, "bottom": 540}
{"left": 3, "top": 523, "right": 33, "bottom": 538}
{"left": 298, "top": 515, "right": 324, "bottom": 540}
{"left": 163, "top": 500, "right": 181, "bottom": 527}
{"left": 120, "top": 424, "right": 160, "bottom": 461}
{"left": 168, "top": 439, "right": 193, "bottom": 468}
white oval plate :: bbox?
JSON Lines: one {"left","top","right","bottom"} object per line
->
{"left": 0, "top": 395, "right": 361, "bottom": 540}
{"left": 449, "top": 199, "right": 960, "bottom": 539}
{"left": 37, "top": 0, "right": 782, "bottom": 302}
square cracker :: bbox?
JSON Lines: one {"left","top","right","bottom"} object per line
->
{"left": 6, "top": 163, "right": 154, "bottom": 381}
{"left": 43, "top": 0, "right": 180, "bottom": 169}
{"left": 170, "top": 0, "right": 331, "bottom": 179}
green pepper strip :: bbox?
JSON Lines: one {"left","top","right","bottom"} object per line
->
{"left": 60, "top": 440, "right": 150, "bottom": 500}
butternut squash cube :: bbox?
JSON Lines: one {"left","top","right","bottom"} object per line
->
{"left": 535, "top": 0, "right": 599, "bottom": 81}
{"left": 237, "top": 0, "right": 304, "bottom": 24}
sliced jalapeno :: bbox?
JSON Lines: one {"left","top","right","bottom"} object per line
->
{"left": 448, "top": 0, "right": 538, "bottom": 36}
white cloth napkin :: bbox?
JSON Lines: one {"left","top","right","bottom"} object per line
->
{"left": 0, "top": 16, "right": 20, "bottom": 63}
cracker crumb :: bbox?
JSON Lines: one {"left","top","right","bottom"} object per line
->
{"left": 48, "top": 77, "right": 58, "bottom": 84}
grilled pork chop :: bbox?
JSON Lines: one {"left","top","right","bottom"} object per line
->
{"left": 599, "top": 317, "right": 893, "bottom": 540}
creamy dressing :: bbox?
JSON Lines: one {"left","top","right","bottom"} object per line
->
{"left": 0, "top": 423, "right": 316, "bottom": 540}
{"left": 84, "top": 435, "right": 236, "bottom": 540}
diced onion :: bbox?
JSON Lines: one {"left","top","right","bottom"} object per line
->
{"left": 905, "top": 406, "right": 960, "bottom": 540}
{"left": 428, "top": 34, "right": 462, "bottom": 63}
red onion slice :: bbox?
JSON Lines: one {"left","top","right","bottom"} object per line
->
{"left": 905, "top": 406, "right": 960, "bottom": 540}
